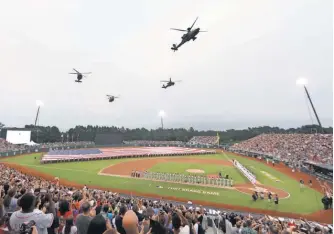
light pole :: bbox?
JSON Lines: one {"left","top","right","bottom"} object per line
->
{"left": 296, "top": 78, "right": 323, "bottom": 131}
{"left": 158, "top": 110, "right": 166, "bottom": 129}
{"left": 34, "top": 100, "right": 44, "bottom": 142}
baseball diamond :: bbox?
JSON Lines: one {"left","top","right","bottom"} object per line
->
{"left": 1, "top": 147, "right": 331, "bottom": 223}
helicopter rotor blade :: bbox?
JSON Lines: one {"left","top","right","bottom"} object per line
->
{"left": 170, "top": 28, "right": 187, "bottom": 32}
{"left": 174, "top": 80, "right": 182, "bottom": 82}
{"left": 81, "top": 72, "right": 91, "bottom": 74}
{"left": 160, "top": 80, "right": 169, "bottom": 82}
{"left": 199, "top": 30, "right": 207, "bottom": 32}
{"left": 189, "top": 17, "right": 198, "bottom": 31}
{"left": 69, "top": 73, "right": 77, "bottom": 74}
{"left": 73, "top": 68, "right": 80, "bottom": 73}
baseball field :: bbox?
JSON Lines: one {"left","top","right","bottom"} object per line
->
{"left": 1, "top": 149, "right": 331, "bottom": 223}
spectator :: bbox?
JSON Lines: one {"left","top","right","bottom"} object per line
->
{"left": 101, "top": 205, "right": 112, "bottom": 222}
{"left": 187, "top": 136, "right": 219, "bottom": 146}
{"left": 58, "top": 200, "right": 72, "bottom": 232}
{"left": 62, "top": 217, "right": 77, "bottom": 234}
{"left": 172, "top": 212, "right": 189, "bottom": 234}
{"left": 230, "top": 134, "right": 333, "bottom": 165}
{"left": 241, "top": 220, "right": 256, "bottom": 234}
{"left": 132, "top": 204, "right": 144, "bottom": 222}
{"left": 9, "top": 193, "right": 53, "bottom": 234}
{"left": 115, "top": 204, "right": 127, "bottom": 234}
{"left": 3, "top": 188, "right": 17, "bottom": 213}
{"left": 87, "top": 214, "right": 114, "bottom": 234}
{"left": 76, "top": 202, "right": 92, "bottom": 234}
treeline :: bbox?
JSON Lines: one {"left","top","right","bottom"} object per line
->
{"left": 0, "top": 122, "right": 331, "bottom": 144}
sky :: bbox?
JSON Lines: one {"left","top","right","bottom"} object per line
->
{"left": 0, "top": 0, "right": 332, "bottom": 131}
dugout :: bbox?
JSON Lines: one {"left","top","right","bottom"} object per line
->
{"left": 304, "top": 161, "right": 333, "bottom": 181}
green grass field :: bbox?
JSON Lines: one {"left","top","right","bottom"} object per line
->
{"left": 0, "top": 151, "right": 324, "bottom": 214}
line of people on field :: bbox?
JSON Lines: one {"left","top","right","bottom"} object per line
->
{"left": 130, "top": 170, "right": 233, "bottom": 187}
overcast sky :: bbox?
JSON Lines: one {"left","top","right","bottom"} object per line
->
{"left": 0, "top": 0, "right": 332, "bottom": 131}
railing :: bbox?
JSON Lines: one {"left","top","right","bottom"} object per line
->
{"left": 0, "top": 144, "right": 95, "bottom": 157}
{"left": 233, "top": 159, "right": 257, "bottom": 185}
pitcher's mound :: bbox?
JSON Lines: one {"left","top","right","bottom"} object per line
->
{"left": 187, "top": 169, "right": 205, "bottom": 174}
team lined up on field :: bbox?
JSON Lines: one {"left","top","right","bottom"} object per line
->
{"left": 130, "top": 170, "right": 234, "bottom": 187}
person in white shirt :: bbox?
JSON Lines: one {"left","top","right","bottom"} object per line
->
{"left": 10, "top": 193, "right": 54, "bottom": 234}
{"left": 62, "top": 217, "right": 77, "bottom": 234}
{"left": 172, "top": 211, "right": 190, "bottom": 234}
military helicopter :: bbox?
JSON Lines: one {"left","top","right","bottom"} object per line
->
{"left": 69, "top": 68, "right": 91, "bottom": 83}
{"left": 170, "top": 17, "right": 207, "bottom": 51}
{"left": 161, "top": 78, "right": 181, "bottom": 89}
{"left": 106, "top": 95, "right": 120, "bottom": 103}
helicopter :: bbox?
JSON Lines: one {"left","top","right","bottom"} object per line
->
{"left": 69, "top": 68, "right": 91, "bottom": 83}
{"left": 170, "top": 17, "right": 207, "bottom": 52}
{"left": 161, "top": 77, "right": 181, "bottom": 89}
{"left": 106, "top": 95, "right": 119, "bottom": 103}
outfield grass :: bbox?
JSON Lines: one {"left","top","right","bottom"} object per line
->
{"left": 0, "top": 152, "right": 324, "bottom": 214}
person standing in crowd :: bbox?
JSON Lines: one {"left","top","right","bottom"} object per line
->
{"left": 9, "top": 193, "right": 54, "bottom": 234}
{"left": 115, "top": 204, "right": 127, "bottom": 234}
{"left": 62, "top": 217, "right": 77, "bottom": 234}
{"left": 76, "top": 202, "right": 93, "bottom": 234}
{"left": 58, "top": 200, "right": 72, "bottom": 232}
{"left": 3, "top": 189, "right": 17, "bottom": 213}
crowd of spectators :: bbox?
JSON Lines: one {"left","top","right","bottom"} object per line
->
{"left": 1, "top": 164, "right": 331, "bottom": 234}
{"left": 187, "top": 137, "right": 219, "bottom": 146}
{"left": 230, "top": 134, "right": 333, "bottom": 165}
{"left": 37, "top": 141, "right": 95, "bottom": 149}
{"left": 0, "top": 139, "right": 26, "bottom": 153}
{"left": 0, "top": 138, "right": 95, "bottom": 153}
{"left": 123, "top": 141, "right": 183, "bottom": 145}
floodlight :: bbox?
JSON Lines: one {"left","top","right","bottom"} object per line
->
{"left": 158, "top": 110, "right": 166, "bottom": 117}
{"left": 296, "top": 77, "right": 308, "bottom": 86}
{"left": 36, "top": 100, "right": 44, "bottom": 107}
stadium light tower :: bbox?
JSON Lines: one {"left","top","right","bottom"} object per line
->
{"left": 34, "top": 100, "right": 44, "bottom": 127}
{"left": 158, "top": 110, "right": 166, "bottom": 129}
{"left": 296, "top": 78, "right": 323, "bottom": 130}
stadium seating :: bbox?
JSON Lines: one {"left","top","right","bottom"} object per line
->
{"left": 188, "top": 136, "right": 219, "bottom": 145}
{"left": 230, "top": 134, "right": 333, "bottom": 165}
{"left": 0, "top": 139, "right": 95, "bottom": 153}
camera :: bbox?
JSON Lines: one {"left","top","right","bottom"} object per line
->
{"left": 19, "top": 220, "right": 36, "bottom": 234}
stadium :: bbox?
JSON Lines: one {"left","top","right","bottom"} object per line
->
{"left": 0, "top": 127, "right": 333, "bottom": 233}
{"left": 1, "top": 1, "right": 333, "bottom": 233}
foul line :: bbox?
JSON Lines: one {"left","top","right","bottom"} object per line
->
{"left": 221, "top": 150, "right": 232, "bottom": 161}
